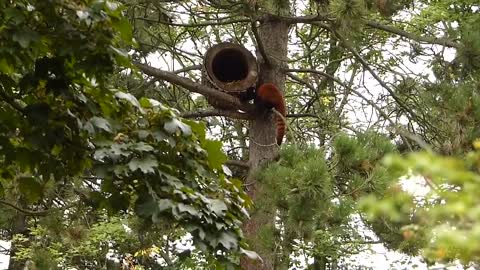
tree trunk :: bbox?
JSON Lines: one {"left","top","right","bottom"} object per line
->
{"left": 240, "top": 14, "right": 290, "bottom": 270}
{"left": 8, "top": 205, "right": 27, "bottom": 270}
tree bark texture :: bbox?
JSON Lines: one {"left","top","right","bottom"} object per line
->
{"left": 241, "top": 15, "right": 290, "bottom": 270}
{"left": 8, "top": 202, "right": 28, "bottom": 270}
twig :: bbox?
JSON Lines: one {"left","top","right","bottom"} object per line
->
{"left": 251, "top": 20, "right": 271, "bottom": 67}
{"left": 285, "top": 68, "right": 413, "bottom": 150}
{"left": 174, "top": 65, "right": 202, "bottom": 74}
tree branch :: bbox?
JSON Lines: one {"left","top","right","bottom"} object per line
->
{"left": 286, "top": 68, "right": 413, "bottom": 150}
{"left": 134, "top": 62, "right": 255, "bottom": 113}
{"left": 251, "top": 20, "right": 271, "bottom": 67}
{"left": 274, "top": 14, "right": 460, "bottom": 49}
{"left": 287, "top": 113, "right": 318, "bottom": 118}
{"left": 0, "top": 200, "right": 50, "bottom": 216}
{"left": 138, "top": 17, "right": 251, "bottom": 28}
{"left": 328, "top": 28, "right": 425, "bottom": 126}
{"left": 182, "top": 109, "right": 252, "bottom": 120}
{"left": 366, "top": 21, "right": 461, "bottom": 49}
{"left": 225, "top": 160, "right": 250, "bottom": 169}
{"left": 174, "top": 64, "right": 202, "bottom": 74}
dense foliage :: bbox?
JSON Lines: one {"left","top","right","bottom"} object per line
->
{"left": 0, "top": 0, "right": 251, "bottom": 268}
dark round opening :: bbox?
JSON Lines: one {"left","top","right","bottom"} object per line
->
{"left": 211, "top": 49, "right": 249, "bottom": 82}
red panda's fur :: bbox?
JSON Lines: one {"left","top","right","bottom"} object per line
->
{"left": 256, "top": 83, "right": 287, "bottom": 145}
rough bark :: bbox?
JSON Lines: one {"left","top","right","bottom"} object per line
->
{"left": 8, "top": 201, "right": 28, "bottom": 270}
{"left": 241, "top": 15, "right": 290, "bottom": 270}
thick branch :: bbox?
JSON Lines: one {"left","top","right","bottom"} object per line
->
{"left": 0, "top": 200, "right": 50, "bottom": 216}
{"left": 182, "top": 109, "right": 251, "bottom": 120}
{"left": 134, "top": 62, "right": 255, "bottom": 113}
{"left": 225, "top": 160, "right": 250, "bottom": 169}
{"left": 139, "top": 17, "right": 251, "bottom": 28}
{"left": 366, "top": 21, "right": 461, "bottom": 49}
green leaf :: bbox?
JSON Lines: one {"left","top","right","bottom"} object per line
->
{"left": 177, "top": 203, "right": 198, "bottom": 216}
{"left": 111, "top": 18, "right": 133, "bottom": 42}
{"left": 217, "top": 232, "right": 238, "bottom": 250}
{"left": 158, "top": 199, "right": 174, "bottom": 212}
{"left": 203, "top": 140, "right": 227, "bottom": 170}
{"left": 164, "top": 119, "right": 192, "bottom": 136}
{"left": 18, "top": 176, "right": 42, "bottom": 203}
{"left": 12, "top": 29, "right": 39, "bottom": 48}
{"left": 185, "top": 120, "right": 206, "bottom": 141}
{"left": 128, "top": 155, "right": 158, "bottom": 174}
{"left": 136, "top": 195, "right": 159, "bottom": 217}
{"left": 131, "top": 142, "right": 154, "bottom": 152}
{"left": 0, "top": 59, "right": 14, "bottom": 74}
{"left": 209, "top": 199, "right": 228, "bottom": 216}
{"left": 89, "top": 117, "right": 112, "bottom": 133}
{"left": 114, "top": 91, "right": 143, "bottom": 112}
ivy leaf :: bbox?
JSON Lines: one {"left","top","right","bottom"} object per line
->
{"left": 128, "top": 155, "right": 158, "bottom": 174}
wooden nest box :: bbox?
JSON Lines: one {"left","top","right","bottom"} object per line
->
{"left": 202, "top": 42, "right": 258, "bottom": 109}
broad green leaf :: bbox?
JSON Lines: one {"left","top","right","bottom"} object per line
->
{"left": 210, "top": 199, "right": 228, "bottom": 216}
{"left": 0, "top": 59, "right": 14, "bottom": 74}
{"left": 114, "top": 91, "right": 143, "bottom": 112}
{"left": 203, "top": 140, "right": 227, "bottom": 170}
{"left": 128, "top": 155, "right": 158, "bottom": 174}
{"left": 217, "top": 232, "right": 238, "bottom": 250}
{"left": 18, "top": 176, "right": 42, "bottom": 203}
{"left": 164, "top": 119, "right": 192, "bottom": 136}
{"left": 177, "top": 203, "right": 198, "bottom": 216}
{"left": 89, "top": 117, "right": 112, "bottom": 133}
{"left": 131, "top": 142, "right": 154, "bottom": 152}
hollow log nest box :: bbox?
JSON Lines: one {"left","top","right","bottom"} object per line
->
{"left": 202, "top": 42, "right": 258, "bottom": 109}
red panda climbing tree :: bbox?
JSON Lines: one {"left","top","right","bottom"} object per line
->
{"left": 256, "top": 83, "right": 287, "bottom": 145}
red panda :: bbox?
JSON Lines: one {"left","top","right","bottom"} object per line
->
{"left": 256, "top": 83, "right": 287, "bottom": 145}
